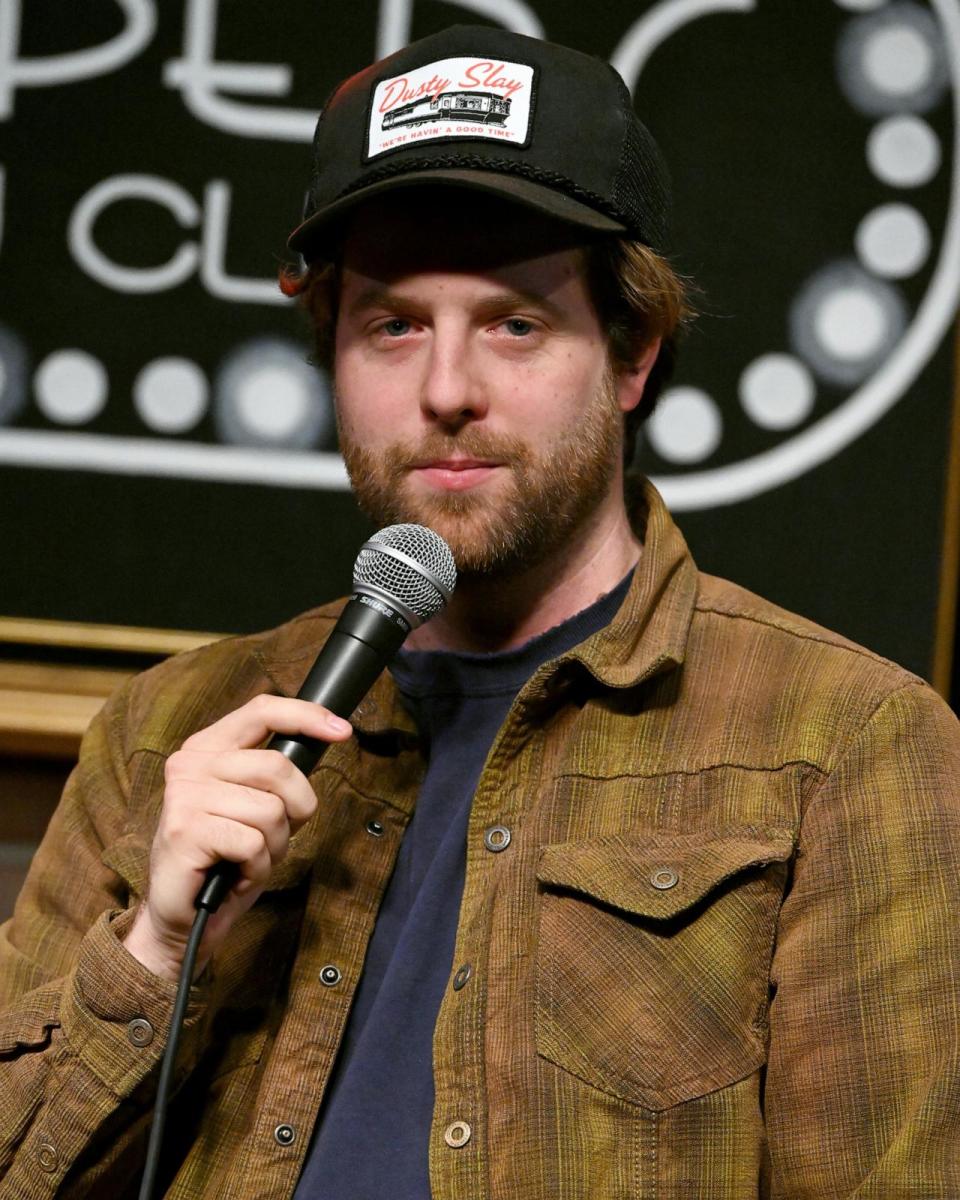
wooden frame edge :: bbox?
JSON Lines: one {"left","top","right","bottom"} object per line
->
{"left": 932, "top": 319, "right": 960, "bottom": 701}
{"left": 0, "top": 616, "right": 223, "bottom": 657}
{"left": 0, "top": 618, "right": 225, "bottom": 758}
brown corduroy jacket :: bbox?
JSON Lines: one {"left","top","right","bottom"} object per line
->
{"left": 2, "top": 486, "right": 959, "bottom": 1199}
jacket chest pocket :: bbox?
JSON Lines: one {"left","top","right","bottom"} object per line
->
{"left": 534, "top": 825, "right": 794, "bottom": 1111}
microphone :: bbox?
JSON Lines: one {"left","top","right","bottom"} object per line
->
{"left": 195, "top": 523, "right": 456, "bottom": 913}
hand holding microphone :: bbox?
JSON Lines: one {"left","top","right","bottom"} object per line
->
{"left": 123, "top": 525, "right": 456, "bottom": 982}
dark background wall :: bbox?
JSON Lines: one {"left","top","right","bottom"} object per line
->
{"left": 1, "top": 0, "right": 958, "bottom": 675}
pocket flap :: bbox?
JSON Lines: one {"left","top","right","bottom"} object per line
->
{"left": 537, "top": 825, "right": 794, "bottom": 920}
{"left": 0, "top": 985, "right": 61, "bottom": 1054}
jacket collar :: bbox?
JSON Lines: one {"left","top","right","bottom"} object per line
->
{"left": 253, "top": 480, "right": 697, "bottom": 720}
{"left": 562, "top": 479, "right": 697, "bottom": 691}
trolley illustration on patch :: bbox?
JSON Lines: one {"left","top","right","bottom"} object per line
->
{"left": 381, "top": 90, "right": 512, "bottom": 132}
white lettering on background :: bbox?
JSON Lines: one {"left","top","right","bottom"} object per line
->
{"left": 163, "top": 0, "right": 316, "bottom": 142}
{"left": 0, "top": 0, "right": 156, "bottom": 119}
{"left": 68, "top": 174, "right": 201, "bottom": 293}
{"left": 67, "top": 174, "right": 286, "bottom": 304}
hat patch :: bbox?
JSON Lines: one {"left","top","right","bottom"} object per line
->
{"left": 367, "top": 56, "right": 535, "bottom": 160}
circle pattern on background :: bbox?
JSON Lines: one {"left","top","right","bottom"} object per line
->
{"left": 0, "top": 323, "right": 29, "bottom": 425}
{"left": 836, "top": 3, "right": 948, "bottom": 116}
{"left": 739, "top": 354, "right": 816, "bottom": 431}
{"left": 34, "top": 349, "right": 108, "bottom": 425}
{"left": 134, "top": 357, "right": 209, "bottom": 434}
{"left": 789, "top": 262, "right": 908, "bottom": 387}
{"left": 855, "top": 203, "right": 931, "bottom": 277}
{"left": 866, "top": 114, "right": 942, "bottom": 186}
{"left": 214, "top": 338, "right": 332, "bottom": 450}
{"left": 864, "top": 25, "right": 934, "bottom": 97}
{"left": 647, "top": 387, "right": 722, "bottom": 464}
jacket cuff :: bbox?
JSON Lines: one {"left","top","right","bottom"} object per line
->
{"left": 61, "top": 908, "right": 210, "bottom": 1097}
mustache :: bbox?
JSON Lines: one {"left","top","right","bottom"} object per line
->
{"left": 385, "top": 430, "right": 532, "bottom": 469}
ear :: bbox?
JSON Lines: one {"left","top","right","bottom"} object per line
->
{"left": 614, "top": 338, "right": 662, "bottom": 414}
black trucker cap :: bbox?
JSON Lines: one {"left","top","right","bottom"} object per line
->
{"left": 288, "top": 25, "right": 670, "bottom": 259}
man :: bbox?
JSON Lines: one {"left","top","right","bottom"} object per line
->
{"left": 1, "top": 24, "right": 959, "bottom": 1200}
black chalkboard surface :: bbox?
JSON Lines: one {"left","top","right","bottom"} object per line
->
{"left": 1, "top": 1, "right": 957, "bottom": 689}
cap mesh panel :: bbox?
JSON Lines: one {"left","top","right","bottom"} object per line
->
{"left": 613, "top": 112, "right": 670, "bottom": 252}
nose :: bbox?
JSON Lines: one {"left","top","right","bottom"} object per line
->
{"left": 420, "top": 325, "right": 489, "bottom": 430}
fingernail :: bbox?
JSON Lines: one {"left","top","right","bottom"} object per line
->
{"left": 328, "top": 716, "right": 352, "bottom": 735}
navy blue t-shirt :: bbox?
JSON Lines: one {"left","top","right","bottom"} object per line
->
{"left": 294, "top": 572, "right": 632, "bottom": 1199}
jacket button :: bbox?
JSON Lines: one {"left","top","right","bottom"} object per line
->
{"left": 483, "top": 825, "right": 511, "bottom": 853}
{"left": 365, "top": 818, "right": 385, "bottom": 837}
{"left": 443, "top": 1120, "right": 471, "bottom": 1148}
{"left": 37, "top": 1142, "right": 58, "bottom": 1172}
{"left": 274, "top": 1123, "right": 296, "bottom": 1146}
{"left": 650, "top": 866, "right": 679, "bottom": 890}
{"left": 452, "top": 963, "right": 472, "bottom": 991}
{"left": 320, "top": 964, "right": 342, "bottom": 987}
{"left": 127, "top": 1017, "right": 155, "bottom": 1047}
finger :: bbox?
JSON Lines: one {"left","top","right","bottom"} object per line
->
{"left": 182, "top": 693, "right": 353, "bottom": 753}
{"left": 157, "top": 807, "right": 277, "bottom": 883}
{"left": 168, "top": 780, "right": 293, "bottom": 863}
{"left": 165, "top": 748, "right": 319, "bottom": 825}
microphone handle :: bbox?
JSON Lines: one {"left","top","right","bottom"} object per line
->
{"left": 195, "top": 595, "right": 411, "bottom": 913}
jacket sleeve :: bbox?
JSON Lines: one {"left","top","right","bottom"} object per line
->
{"left": 0, "top": 685, "right": 210, "bottom": 1197}
{"left": 765, "top": 681, "right": 960, "bottom": 1197}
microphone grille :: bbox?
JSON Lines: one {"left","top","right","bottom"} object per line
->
{"left": 353, "top": 524, "right": 457, "bottom": 624}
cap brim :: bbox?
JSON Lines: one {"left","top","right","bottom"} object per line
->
{"left": 287, "top": 169, "right": 626, "bottom": 258}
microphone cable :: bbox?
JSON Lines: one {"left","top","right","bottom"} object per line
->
{"left": 137, "top": 902, "right": 210, "bottom": 1200}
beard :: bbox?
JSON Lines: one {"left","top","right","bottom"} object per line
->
{"left": 337, "top": 373, "right": 623, "bottom": 580}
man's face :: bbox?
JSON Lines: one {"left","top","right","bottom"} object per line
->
{"left": 332, "top": 193, "right": 641, "bottom": 579}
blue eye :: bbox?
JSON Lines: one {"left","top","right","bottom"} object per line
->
{"left": 382, "top": 318, "right": 410, "bottom": 337}
{"left": 504, "top": 318, "right": 533, "bottom": 336}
